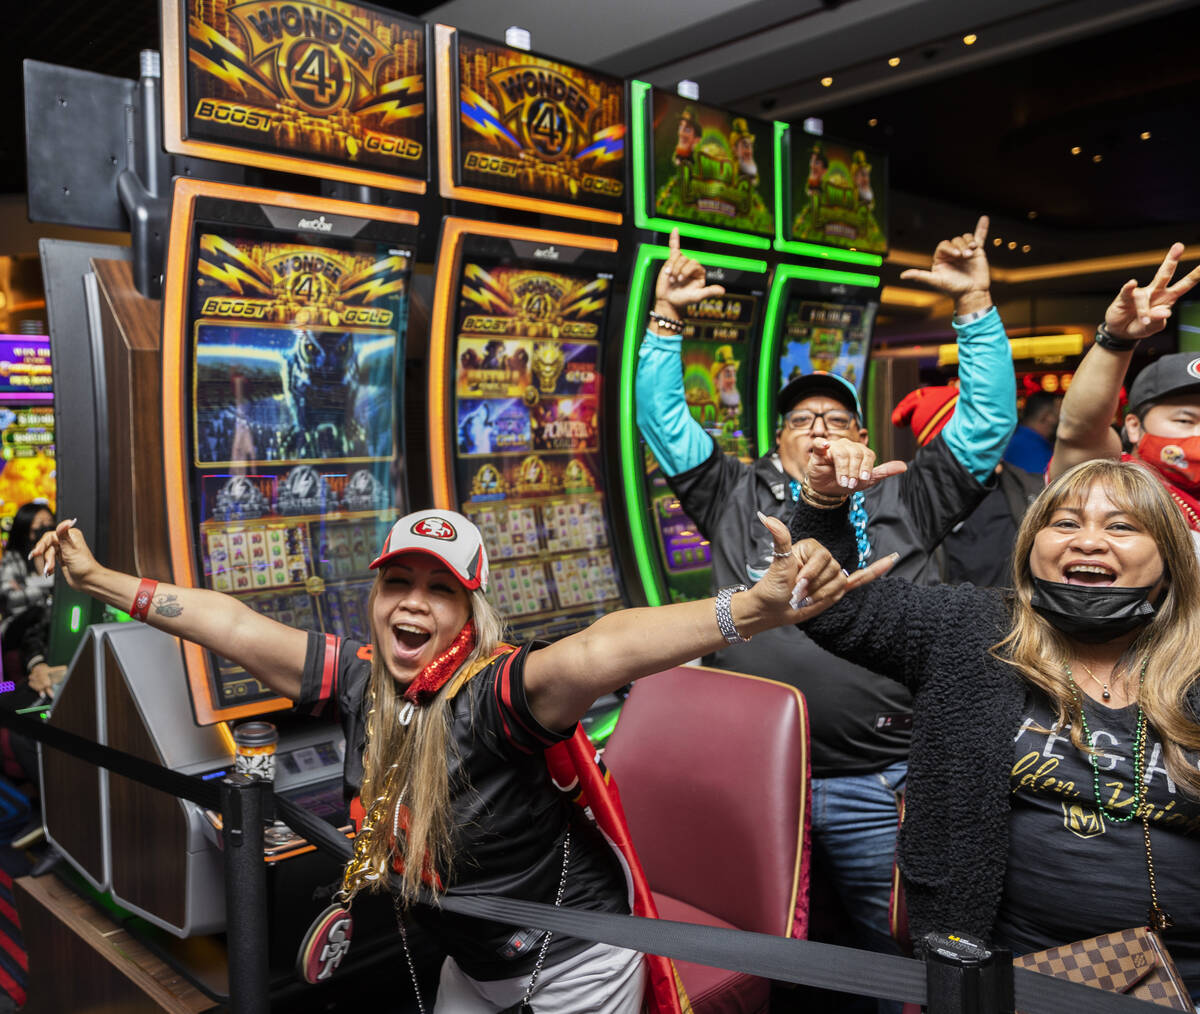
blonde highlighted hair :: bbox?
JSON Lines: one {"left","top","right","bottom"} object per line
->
{"left": 993, "top": 459, "right": 1200, "bottom": 797}
{"left": 344, "top": 582, "right": 507, "bottom": 906}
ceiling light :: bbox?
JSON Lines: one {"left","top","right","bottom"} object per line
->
{"left": 1022, "top": 245, "right": 1031, "bottom": 253}
{"left": 820, "top": 76, "right": 833, "bottom": 87}
{"left": 1140, "top": 131, "right": 1151, "bottom": 140}
{"left": 1027, "top": 211, "right": 1038, "bottom": 220}
{"left": 1070, "top": 146, "right": 1082, "bottom": 156}
{"left": 1008, "top": 241, "right": 1017, "bottom": 250}
{"left": 1092, "top": 154, "right": 1103, "bottom": 163}
{"left": 888, "top": 57, "right": 900, "bottom": 67}
{"left": 868, "top": 117, "right": 878, "bottom": 127}
{"left": 992, "top": 237, "right": 1002, "bottom": 247}
{"left": 962, "top": 34, "right": 978, "bottom": 45}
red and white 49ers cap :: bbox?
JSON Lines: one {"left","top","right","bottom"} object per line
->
{"left": 369, "top": 509, "right": 489, "bottom": 591}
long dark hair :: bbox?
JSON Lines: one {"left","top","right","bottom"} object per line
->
{"left": 7, "top": 502, "right": 54, "bottom": 562}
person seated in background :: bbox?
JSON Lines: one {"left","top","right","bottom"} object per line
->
{"left": 33, "top": 511, "right": 891, "bottom": 1014}
{"left": 791, "top": 453, "right": 1200, "bottom": 1003}
{"left": 1003, "top": 389, "right": 1061, "bottom": 475}
{"left": 1050, "top": 243, "right": 1200, "bottom": 553}
{"left": 635, "top": 218, "right": 1015, "bottom": 1010}
{"left": 0, "top": 501, "right": 59, "bottom": 698}
{"left": 892, "top": 384, "right": 1042, "bottom": 587}
{"left": 0, "top": 502, "right": 62, "bottom": 791}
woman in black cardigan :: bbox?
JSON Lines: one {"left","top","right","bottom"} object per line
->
{"left": 791, "top": 454, "right": 1200, "bottom": 999}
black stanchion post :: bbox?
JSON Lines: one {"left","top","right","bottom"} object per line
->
{"left": 222, "top": 773, "right": 270, "bottom": 1014}
{"left": 924, "top": 932, "right": 1013, "bottom": 1014}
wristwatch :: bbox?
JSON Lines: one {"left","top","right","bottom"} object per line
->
{"left": 715, "top": 584, "right": 750, "bottom": 644}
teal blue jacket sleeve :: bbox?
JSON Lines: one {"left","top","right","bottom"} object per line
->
{"left": 941, "top": 307, "right": 1017, "bottom": 483}
{"left": 635, "top": 327, "right": 714, "bottom": 477}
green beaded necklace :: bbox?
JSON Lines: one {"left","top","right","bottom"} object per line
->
{"left": 1062, "top": 656, "right": 1148, "bottom": 825}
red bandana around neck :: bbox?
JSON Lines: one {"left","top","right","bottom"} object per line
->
{"left": 401, "top": 620, "right": 476, "bottom": 705}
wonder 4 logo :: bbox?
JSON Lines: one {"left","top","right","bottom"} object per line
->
{"left": 484, "top": 65, "right": 597, "bottom": 160}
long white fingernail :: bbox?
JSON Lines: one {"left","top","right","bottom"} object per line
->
{"left": 756, "top": 510, "right": 769, "bottom": 525}
{"left": 43, "top": 563, "right": 50, "bottom": 577}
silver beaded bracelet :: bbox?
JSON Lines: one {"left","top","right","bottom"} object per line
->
{"left": 715, "top": 584, "right": 750, "bottom": 644}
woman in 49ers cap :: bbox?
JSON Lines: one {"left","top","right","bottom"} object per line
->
{"left": 33, "top": 509, "right": 893, "bottom": 1012}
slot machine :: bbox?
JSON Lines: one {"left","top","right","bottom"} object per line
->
{"left": 161, "top": 178, "right": 418, "bottom": 726}
{"left": 758, "top": 128, "right": 885, "bottom": 454}
{"left": 617, "top": 82, "right": 776, "bottom": 606}
{"left": 41, "top": 0, "right": 433, "bottom": 960}
{"left": 428, "top": 27, "right": 636, "bottom": 649}
{"left": 0, "top": 335, "right": 56, "bottom": 540}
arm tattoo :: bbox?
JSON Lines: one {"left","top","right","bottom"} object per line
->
{"left": 152, "top": 593, "right": 183, "bottom": 619}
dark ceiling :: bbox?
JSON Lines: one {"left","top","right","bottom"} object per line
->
{"left": 6, "top": 0, "right": 1200, "bottom": 275}
{"left": 814, "top": 3, "right": 1200, "bottom": 264}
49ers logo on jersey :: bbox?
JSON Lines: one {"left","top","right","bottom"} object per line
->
{"left": 411, "top": 517, "right": 457, "bottom": 541}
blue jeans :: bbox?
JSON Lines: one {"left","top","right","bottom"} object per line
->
{"left": 811, "top": 761, "right": 907, "bottom": 1014}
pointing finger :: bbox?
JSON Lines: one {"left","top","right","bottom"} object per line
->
{"left": 973, "top": 215, "right": 990, "bottom": 246}
{"left": 845, "top": 552, "right": 899, "bottom": 590}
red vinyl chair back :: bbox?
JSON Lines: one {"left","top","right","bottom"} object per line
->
{"left": 604, "top": 664, "right": 811, "bottom": 939}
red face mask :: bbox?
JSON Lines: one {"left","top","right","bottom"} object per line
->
{"left": 1137, "top": 433, "right": 1200, "bottom": 494}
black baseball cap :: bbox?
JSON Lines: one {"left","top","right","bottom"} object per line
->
{"left": 1127, "top": 352, "right": 1200, "bottom": 416}
{"left": 778, "top": 371, "right": 863, "bottom": 418}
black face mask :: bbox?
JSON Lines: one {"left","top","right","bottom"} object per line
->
{"left": 1030, "top": 578, "right": 1158, "bottom": 644}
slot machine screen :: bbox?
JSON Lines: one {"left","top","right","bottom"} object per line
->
{"left": 448, "top": 236, "right": 626, "bottom": 640}
{"left": 778, "top": 296, "right": 877, "bottom": 396}
{"left": 0, "top": 336, "right": 56, "bottom": 544}
{"left": 164, "top": 182, "right": 417, "bottom": 720}
{"left": 647, "top": 89, "right": 774, "bottom": 237}
{"left": 451, "top": 32, "right": 625, "bottom": 211}
{"left": 787, "top": 134, "right": 888, "bottom": 255}
{"left": 643, "top": 271, "right": 764, "bottom": 602}
{"left": 163, "top": 0, "right": 429, "bottom": 188}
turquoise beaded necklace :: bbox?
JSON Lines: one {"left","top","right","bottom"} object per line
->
{"left": 790, "top": 482, "right": 871, "bottom": 569}
{"left": 1063, "top": 656, "right": 1148, "bottom": 824}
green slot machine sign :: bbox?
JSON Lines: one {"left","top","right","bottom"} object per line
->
{"left": 630, "top": 79, "right": 772, "bottom": 250}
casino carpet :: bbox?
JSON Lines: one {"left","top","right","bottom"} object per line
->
{"left": 0, "top": 845, "right": 31, "bottom": 1013}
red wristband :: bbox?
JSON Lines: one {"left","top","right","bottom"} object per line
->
{"left": 129, "top": 579, "right": 158, "bottom": 621}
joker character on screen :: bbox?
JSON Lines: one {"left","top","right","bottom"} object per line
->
{"left": 33, "top": 509, "right": 891, "bottom": 1014}
{"left": 636, "top": 220, "right": 1016, "bottom": 1013}
{"left": 1050, "top": 243, "right": 1200, "bottom": 556}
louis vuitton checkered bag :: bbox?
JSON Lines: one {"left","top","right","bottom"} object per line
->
{"left": 1013, "top": 925, "right": 1191, "bottom": 1011}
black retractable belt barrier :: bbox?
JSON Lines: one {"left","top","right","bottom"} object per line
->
{"left": 222, "top": 774, "right": 269, "bottom": 1014}
{"left": 8, "top": 709, "right": 1176, "bottom": 1014}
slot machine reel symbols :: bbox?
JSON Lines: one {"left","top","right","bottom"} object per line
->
{"left": 532, "top": 341, "right": 566, "bottom": 394}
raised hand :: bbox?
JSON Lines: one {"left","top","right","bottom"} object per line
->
{"left": 754, "top": 513, "right": 897, "bottom": 623}
{"left": 900, "top": 215, "right": 992, "bottom": 315}
{"left": 29, "top": 519, "right": 96, "bottom": 589}
{"left": 653, "top": 227, "right": 726, "bottom": 321}
{"left": 1104, "top": 243, "right": 1200, "bottom": 342}
{"left": 805, "top": 437, "right": 907, "bottom": 498}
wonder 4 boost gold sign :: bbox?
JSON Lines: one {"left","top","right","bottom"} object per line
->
{"left": 456, "top": 35, "right": 625, "bottom": 208}
{"left": 182, "top": 0, "right": 427, "bottom": 176}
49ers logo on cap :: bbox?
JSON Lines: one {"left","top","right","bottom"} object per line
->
{"left": 411, "top": 517, "right": 457, "bottom": 541}
{"left": 1188, "top": 357, "right": 1200, "bottom": 382}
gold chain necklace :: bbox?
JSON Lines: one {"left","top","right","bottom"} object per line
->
{"left": 1076, "top": 659, "right": 1123, "bottom": 702}
{"left": 1168, "top": 489, "right": 1200, "bottom": 530}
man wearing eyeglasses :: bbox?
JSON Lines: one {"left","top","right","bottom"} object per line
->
{"left": 635, "top": 222, "right": 1015, "bottom": 1009}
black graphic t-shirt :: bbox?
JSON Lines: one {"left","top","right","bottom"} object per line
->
{"left": 295, "top": 633, "right": 628, "bottom": 981}
{"left": 996, "top": 689, "right": 1200, "bottom": 990}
